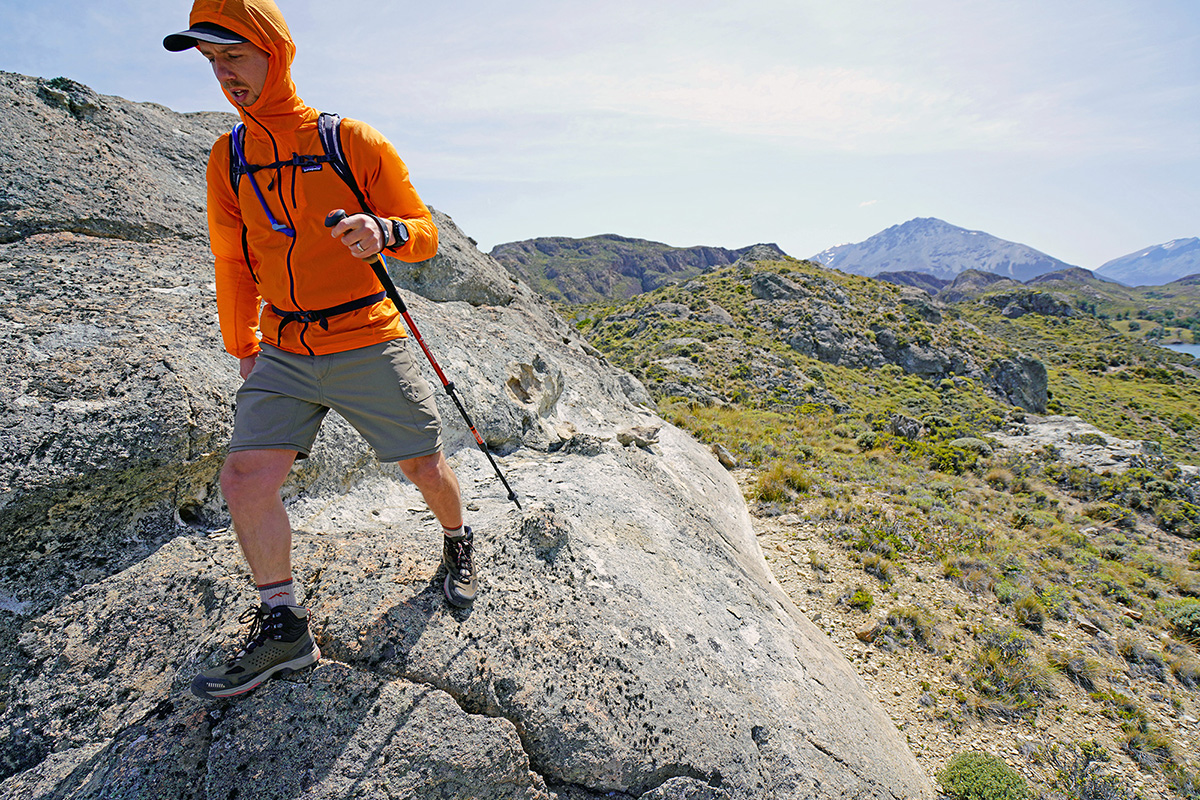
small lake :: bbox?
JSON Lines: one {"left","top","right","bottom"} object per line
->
{"left": 1161, "top": 343, "right": 1200, "bottom": 359}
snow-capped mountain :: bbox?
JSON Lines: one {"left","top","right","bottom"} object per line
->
{"left": 810, "top": 218, "right": 1075, "bottom": 282}
{"left": 1096, "top": 238, "right": 1200, "bottom": 287}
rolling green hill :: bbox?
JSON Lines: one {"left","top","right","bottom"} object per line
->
{"left": 565, "top": 253, "right": 1200, "bottom": 798}
{"left": 489, "top": 234, "right": 786, "bottom": 304}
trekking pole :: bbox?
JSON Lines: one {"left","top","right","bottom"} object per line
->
{"left": 325, "top": 211, "right": 521, "bottom": 509}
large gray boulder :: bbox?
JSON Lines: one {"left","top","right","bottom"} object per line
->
{"left": 0, "top": 73, "right": 934, "bottom": 798}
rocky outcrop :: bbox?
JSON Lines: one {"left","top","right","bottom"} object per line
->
{"left": 0, "top": 72, "right": 230, "bottom": 244}
{"left": 991, "top": 415, "right": 1180, "bottom": 475}
{"left": 0, "top": 74, "right": 935, "bottom": 798}
{"left": 936, "top": 269, "right": 1024, "bottom": 303}
{"left": 987, "top": 355, "right": 1049, "bottom": 412}
{"left": 980, "top": 290, "right": 1078, "bottom": 319}
{"left": 392, "top": 208, "right": 518, "bottom": 307}
{"left": 874, "top": 270, "right": 950, "bottom": 295}
{"left": 603, "top": 261, "right": 1048, "bottom": 412}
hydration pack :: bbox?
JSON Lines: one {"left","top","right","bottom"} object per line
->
{"left": 228, "top": 112, "right": 371, "bottom": 236}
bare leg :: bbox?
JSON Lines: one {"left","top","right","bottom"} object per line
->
{"left": 398, "top": 451, "right": 464, "bottom": 530}
{"left": 220, "top": 448, "right": 298, "bottom": 586}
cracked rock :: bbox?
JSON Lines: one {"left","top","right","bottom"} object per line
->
{"left": 0, "top": 72, "right": 935, "bottom": 800}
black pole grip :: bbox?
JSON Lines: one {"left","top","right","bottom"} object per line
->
{"left": 324, "top": 210, "right": 347, "bottom": 228}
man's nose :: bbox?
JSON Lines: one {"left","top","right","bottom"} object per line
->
{"left": 212, "top": 60, "right": 235, "bottom": 81}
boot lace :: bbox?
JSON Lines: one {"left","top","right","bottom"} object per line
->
{"left": 449, "top": 537, "right": 474, "bottom": 580}
{"left": 229, "top": 605, "right": 285, "bottom": 662}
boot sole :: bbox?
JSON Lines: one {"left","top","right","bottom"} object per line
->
{"left": 190, "top": 643, "right": 321, "bottom": 700}
{"left": 443, "top": 573, "right": 476, "bottom": 608}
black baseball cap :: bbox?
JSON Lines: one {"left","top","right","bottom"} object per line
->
{"left": 163, "top": 22, "right": 248, "bottom": 52}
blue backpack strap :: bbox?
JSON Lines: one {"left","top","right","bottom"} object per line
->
{"left": 229, "top": 121, "right": 295, "bottom": 237}
{"left": 228, "top": 123, "right": 246, "bottom": 195}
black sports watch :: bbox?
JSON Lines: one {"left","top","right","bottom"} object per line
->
{"left": 388, "top": 219, "right": 409, "bottom": 250}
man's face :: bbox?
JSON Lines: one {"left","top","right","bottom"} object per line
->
{"left": 196, "top": 41, "right": 270, "bottom": 107}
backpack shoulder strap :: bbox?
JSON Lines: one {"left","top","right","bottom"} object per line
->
{"left": 228, "top": 122, "right": 246, "bottom": 195}
{"left": 317, "top": 112, "right": 371, "bottom": 213}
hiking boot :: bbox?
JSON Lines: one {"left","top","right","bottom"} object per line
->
{"left": 190, "top": 603, "right": 320, "bottom": 700}
{"left": 442, "top": 526, "right": 478, "bottom": 608}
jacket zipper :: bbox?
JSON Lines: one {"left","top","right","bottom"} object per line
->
{"left": 245, "top": 112, "right": 314, "bottom": 356}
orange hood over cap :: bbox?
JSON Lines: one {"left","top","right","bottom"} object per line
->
{"left": 186, "top": 0, "right": 310, "bottom": 134}
{"left": 178, "top": 0, "right": 439, "bottom": 359}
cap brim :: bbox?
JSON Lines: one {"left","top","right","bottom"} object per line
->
{"left": 163, "top": 24, "right": 248, "bottom": 52}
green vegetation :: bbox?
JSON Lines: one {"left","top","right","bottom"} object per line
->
{"left": 1036, "top": 740, "right": 1132, "bottom": 800}
{"left": 937, "top": 751, "right": 1031, "bottom": 800}
{"left": 563, "top": 257, "right": 1200, "bottom": 796}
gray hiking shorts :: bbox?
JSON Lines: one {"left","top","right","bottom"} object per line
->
{"left": 230, "top": 340, "right": 442, "bottom": 462}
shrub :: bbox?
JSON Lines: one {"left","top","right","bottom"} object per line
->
{"left": 969, "top": 628, "right": 1054, "bottom": 718}
{"left": 1038, "top": 586, "right": 1071, "bottom": 621}
{"left": 1122, "top": 727, "right": 1176, "bottom": 772}
{"left": 1171, "top": 657, "right": 1200, "bottom": 689}
{"left": 1163, "top": 600, "right": 1200, "bottom": 642}
{"left": 1117, "top": 640, "right": 1167, "bottom": 681}
{"left": 879, "top": 605, "right": 941, "bottom": 651}
{"left": 1083, "top": 502, "right": 1137, "bottom": 530}
{"left": 994, "top": 579, "right": 1022, "bottom": 604}
{"left": 848, "top": 585, "right": 874, "bottom": 612}
{"left": 1047, "top": 650, "right": 1101, "bottom": 691}
{"left": 985, "top": 467, "right": 1014, "bottom": 490}
{"left": 1041, "top": 740, "right": 1130, "bottom": 800}
{"left": 1012, "top": 594, "right": 1046, "bottom": 631}
{"left": 863, "top": 553, "right": 896, "bottom": 584}
{"left": 937, "top": 751, "right": 1030, "bottom": 800}
{"left": 944, "top": 556, "right": 995, "bottom": 595}
{"left": 754, "top": 461, "right": 811, "bottom": 504}
{"left": 1155, "top": 499, "right": 1200, "bottom": 538}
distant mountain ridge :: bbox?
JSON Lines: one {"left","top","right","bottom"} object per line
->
{"left": 811, "top": 217, "right": 1076, "bottom": 282}
{"left": 490, "top": 234, "right": 787, "bottom": 304}
{"left": 1097, "top": 238, "right": 1200, "bottom": 286}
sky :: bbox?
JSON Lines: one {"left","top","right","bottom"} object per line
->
{"left": 2, "top": 0, "right": 1197, "bottom": 268}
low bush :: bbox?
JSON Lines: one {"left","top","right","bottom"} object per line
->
{"left": 937, "top": 751, "right": 1030, "bottom": 800}
{"left": 848, "top": 585, "right": 874, "bottom": 612}
{"left": 1122, "top": 727, "right": 1176, "bottom": 772}
{"left": 862, "top": 553, "right": 897, "bottom": 584}
{"left": 879, "top": 605, "right": 940, "bottom": 651}
{"left": 754, "top": 461, "right": 812, "bottom": 504}
{"left": 1171, "top": 657, "right": 1200, "bottom": 689}
{"left": 1155, "top": 499, "right": 1200, "bottom": 538}
{"left": 944, "top": 556, "right": 995, "bottom": 595}
{"left": 1040, "top": 740, "right": 1131, "bottom": 800}
{"left": 1162, "top": 599, "right": 1200, "bottom": 642}
{"left": 1012, "top": 594, "right": 1046, "bottom": 631}
{"left": 969, "top": 628, "right": 1054, "bottom": 718}
{"left": 1047, "top": 650, "right": 1101, "bottom": 691}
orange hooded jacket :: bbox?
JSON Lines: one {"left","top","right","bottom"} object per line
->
{"left": 192, "top": 0, "right": 438, "bottom": 358}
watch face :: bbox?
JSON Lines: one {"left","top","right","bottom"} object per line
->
{"left": 393, "top": 220, "right": 409, "bottom": 244}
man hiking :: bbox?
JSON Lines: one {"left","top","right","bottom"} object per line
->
{"left": 164, "top": 0, "right": 478, "bottom": 700}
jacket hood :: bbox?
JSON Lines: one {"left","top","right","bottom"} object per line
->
{"left": 187, "top": 0, "right": 313, "bottom": 133}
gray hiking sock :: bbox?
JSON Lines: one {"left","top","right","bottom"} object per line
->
{"left": 258, "top": 578, "right": 295, "bottom": 608}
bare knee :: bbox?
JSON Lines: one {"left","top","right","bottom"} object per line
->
{"left": 400, "top": 453, "right": 446, "bottom": 488}
{"left": 220, "top": 449, "right": 295, "bottom": 508}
